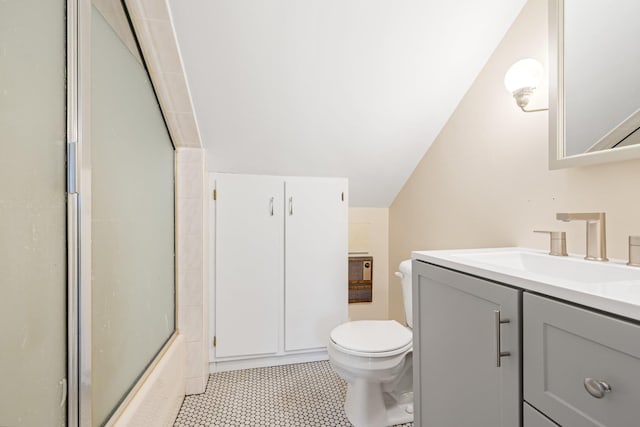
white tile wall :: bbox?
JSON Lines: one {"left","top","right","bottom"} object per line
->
{"left": 178, "top": 198, "right": 203, "bottom": 238}
{"left": 172, "top": 112, "right": 201, "bottom": 147}
{"left": 185, "top": 340, "right": 206, "bottom": 378}
{"left": 185, "top": 376, "right": 207, "bottom": 396}
{"left": 124, "top": 0, "right": 208, "bottom": 402}
{"left": 159, "top": 72, "right": 193, "bottom": 113}
{"left": 178, "top": 305, "right": 203, "bottom": 343}
{"left": 176, "top": 158, "right": 203, "bottom": 199}
{"left": 178, "top": 268, "right": 203, "bottom": 307}
{"left": 125, "top": 0, "right": 202, "bottom": 149}
{"left": 113, "top": 335, "right": 186, "bottom": 427}
{"left": 175, "top": 148, "right": 208, "bottom": 395}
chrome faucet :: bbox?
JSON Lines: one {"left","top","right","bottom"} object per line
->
{"left": 556, "top": 212, "right": 608, "bottom": 261}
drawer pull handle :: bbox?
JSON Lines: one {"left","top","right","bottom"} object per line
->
{"left": 493, "top": 310, "right": 511, "bottom": 367}
{"left": 584, "top": 378, "right": 612, "bottom": 399}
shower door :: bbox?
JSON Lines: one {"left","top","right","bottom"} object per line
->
{"left": 0, "top": 0, "right": 68, "bottom": 425}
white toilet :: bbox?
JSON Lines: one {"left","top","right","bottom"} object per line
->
{"left": 328, "top": 260, "right": 414, "bottom": 427}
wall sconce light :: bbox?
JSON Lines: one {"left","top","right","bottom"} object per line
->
{"left": 504, "top": 58, "right": 548, "bottom": 113}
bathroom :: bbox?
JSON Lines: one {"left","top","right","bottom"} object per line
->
{"left": 2, "top": 0, "right": 639, "bottom": 426}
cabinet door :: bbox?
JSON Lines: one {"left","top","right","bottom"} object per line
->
{"left": 413, "top": 261, "right": 521, "bottom": 427}
{"left": 214, "top": 174, "right": 283, "bottom": 358}
{"left": 523, "top": 403, "right": 559, "bottom": 427}
{"left": 524, "top": 293, "right": 640, "bottom": 427}
{"left": 284, "top": 178, "right": 348, "bottom": 351}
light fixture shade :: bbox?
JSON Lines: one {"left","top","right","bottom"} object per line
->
{"left": 504, "top": 58, "right": 544, "bottom": 93}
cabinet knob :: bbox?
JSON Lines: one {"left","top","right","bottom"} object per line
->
{"left": 584, "top": 378, "right": 612, "bottom": 399}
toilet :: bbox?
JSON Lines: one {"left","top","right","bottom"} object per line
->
{"left": 328, "top": 260, "right": 414, "bottom": 427}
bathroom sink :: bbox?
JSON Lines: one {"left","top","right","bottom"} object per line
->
{"left": 412, "top": 247, "right": 640, "bottom": 321}
{"left": 448, "top": 249, "right": 640, "bottom": 284}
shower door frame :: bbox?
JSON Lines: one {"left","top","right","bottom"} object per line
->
{"left": 66, "top": 0, "right": 88, "bottom": 425}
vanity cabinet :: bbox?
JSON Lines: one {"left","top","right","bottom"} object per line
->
{"left": 524, "top": 293, "right": 640, "bottom": 427}
{"left": 413, "top": 247, "right": 640, "bottom": 427}
{"left": 210, "top": 173, "right": 348, "bottom": 367}
{"left": 413, "top": 261, "right": 521, "bottom": 427}
{"left": 523, "top": 403, "right": 558, "bottom": 427}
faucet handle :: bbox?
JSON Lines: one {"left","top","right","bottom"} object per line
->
{"left": 534, "top": 230, "right": 568, "bottom": 256}
{"left": 628, "top": 236, "right": 640, "bottom": 267}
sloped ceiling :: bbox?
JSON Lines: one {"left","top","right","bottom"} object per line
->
{"left": 169, "top": 0, "right": 526, "bottom": 207}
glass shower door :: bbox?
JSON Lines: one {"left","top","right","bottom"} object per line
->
{"left": 0, "top": 0, "right": 68, "bottom": 425}
{"left": 90, "top": 2, "right": 176, "bottom": 424}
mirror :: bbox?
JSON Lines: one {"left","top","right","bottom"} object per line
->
{"left": 549, "top": 0, "right": 640, "bottom": 169}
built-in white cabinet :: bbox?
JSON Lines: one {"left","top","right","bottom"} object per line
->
{"left": 284, "top": 178, "right": 348, "bottom": 351}
{"left": 413, "top": 261, "right": 521, "bottom": 427}
{"left": 213, "top": 174, "right": 284, "bottom": 358}
{"left": 209, "top": 173, "right": 348, "bottom": 369}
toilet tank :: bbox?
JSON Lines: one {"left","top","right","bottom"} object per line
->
{"left": 398, "top": 260, "right": 413, "bottom": 328}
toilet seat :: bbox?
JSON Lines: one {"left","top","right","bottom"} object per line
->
{"left": 330, "top": 320, "right": 412, "bottom": 358}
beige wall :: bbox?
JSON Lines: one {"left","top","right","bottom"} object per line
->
{"left": 389, "top": 0, "right": 640, "bottom": 323}
{"left": 348, "top": 208, "right": 391, "bottom": 320}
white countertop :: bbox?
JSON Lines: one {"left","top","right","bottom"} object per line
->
{"left": 412, "top": 247, "right": 640, "bottom": 322}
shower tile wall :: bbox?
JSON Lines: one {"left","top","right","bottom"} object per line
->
{"left": 176, "top": 147, "right": 208, "bottom": 395}
{"left": 126, "top": 0, "right": 201, "bottom": 149}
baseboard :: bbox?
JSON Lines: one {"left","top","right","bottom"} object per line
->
{"left": 111, "top": 334, "right": 186, "bottom": 427}
{"left": 210, "top": 350, "right": 329, "bottom": 373}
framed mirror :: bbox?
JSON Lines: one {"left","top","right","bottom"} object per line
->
{"left": 549, "top": 0, "right": 640, "bottom": 169}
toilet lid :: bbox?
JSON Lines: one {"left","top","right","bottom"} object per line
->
{"left": 330, "top": 320, "right": 412, "bottom": 354}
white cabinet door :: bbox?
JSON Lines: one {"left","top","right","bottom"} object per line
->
{"left": 284, "top": 178, "right": 348, "bottom": 351}
{"left": 413, "top": 261, "right": 521, "bottom": 427}
{"left": 214, "top": 174, "right": 284, "bottom": 358}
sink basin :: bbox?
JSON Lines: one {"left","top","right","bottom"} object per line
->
{"left": 412, "top": 247, "right": 640, "bottom": 321}
{"left": 449, "top": 249, "right": 640, "bottom": 284}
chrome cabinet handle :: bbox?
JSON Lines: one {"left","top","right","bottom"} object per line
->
{"left": 269, "top": 197, "right": 274, "bottom": 216}
{"left": 584, "top": 378, "right": 612, "bottom": 399}
{"left": 289, "top": 196, "right": 293, "bottom": 216}
{"left": 494, "top": 310, "right": 511, "bottom": 367}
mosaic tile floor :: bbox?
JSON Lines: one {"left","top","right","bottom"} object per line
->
{"left": 174, "top": 360, "right": 413, "bottom": 427}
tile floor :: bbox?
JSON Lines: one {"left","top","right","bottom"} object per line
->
{"left": 174, "top": 360, "right": 413, "bottom": 426}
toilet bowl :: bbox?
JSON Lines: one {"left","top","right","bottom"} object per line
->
{"left": 328, "top": 260, "right": 414, "bottom": 427}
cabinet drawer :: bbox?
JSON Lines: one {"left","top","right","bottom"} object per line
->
{"left": 524, "top": 293, "right": 640, "bottom": 427}
{"left": 523, "top": 403, "right": 558, "bottom": 427}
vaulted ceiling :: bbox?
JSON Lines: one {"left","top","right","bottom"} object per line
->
{"left": 169, "top": 0, "right": 526, "bottom": 207}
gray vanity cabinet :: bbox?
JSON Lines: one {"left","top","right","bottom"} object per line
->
{"left": 413, "top": 261, "right": 521, "bottom": 427}
{"left": 523, "top": 403, "right": 558, "bottom": 427}
{"left": 524, "top": 293, "right": 640, "bottom": 427}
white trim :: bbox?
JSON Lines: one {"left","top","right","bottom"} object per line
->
{"left": 210, "top": 350, "right": 329, "bottom": 373}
